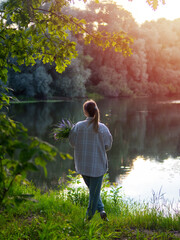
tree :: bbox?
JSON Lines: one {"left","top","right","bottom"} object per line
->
{"left": 75, "top": 1, "right": 138, "bottom": 97}
{"left": 7, "top": 59, "right": 53, "bottom": 98}
{"left": 141, "top": 19, "right": 180, "bottom": 95}
{"left": 73, "top": 0, "right": 179, "bottom": 97}
{"left": 0, "top": 0, "right": 167, "bottom": 205}
{"left": 0, "top": 0, "right": 166, "bottom": 98}
{"left": 0, "top": 0, "right": 134, "bottom": 91}
{"left": 7, "top": 35, "right": 91, "bottom": 98}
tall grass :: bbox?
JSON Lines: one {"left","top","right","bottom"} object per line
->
{"left": 0, "top": 171, "right": 179, "bottom": 240}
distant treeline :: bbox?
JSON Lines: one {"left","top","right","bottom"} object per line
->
{"left": 7, "top": 1, "right": 180, "bottom": 98}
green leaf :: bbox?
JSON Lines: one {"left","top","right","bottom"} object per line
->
{"left": 60, "top": 153, "right": 66, "bottom": 160}
{"left": 12, "top": 64, "right": 21, "bottom": 72}
{"left": 35, "top": 156, "right": 47, "bottom": 167}
{"left": 66, "top": 153, "right": 73, "bottom": 160}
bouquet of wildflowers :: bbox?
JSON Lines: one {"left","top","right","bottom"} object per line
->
{"left": 53, "top": 119, "right": 74, "bottom": 141}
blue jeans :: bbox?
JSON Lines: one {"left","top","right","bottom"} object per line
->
{"left": 82, "top": 175, "right": 104, "bottom": 219}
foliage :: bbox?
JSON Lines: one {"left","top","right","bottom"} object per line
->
{"left": 77, "top": 1, "right": 142, "bottom": 97}
{"left": 7, "top": 39, "right": 91, "bottom": 98}
{"left": 48, "top": 39, "right": 92, "bottom": 98}
{"left": 7, "top": 59, "right": 53, "bottom": 98}
{"left": 77, "top": 2, "right": 180, "bottom": 97}
{"left": 0, "top": 0, "right": 135, "bottom": 90}
{"left": 129, "top": 0, "right": 165, "bottom": 10}
{"left": 96, "top": 65, "right": 133, "bottom": 97}
{"left": 2, "top": 0, "right": 175, "bottom": 99}
{"left": 146, "top": 0, "right": 166, "bottom": 10}
{"left": 141, "top": 19, "right": 180, "bottom": 96}
{"left": 66, "top": 170, "right": 89, "bottom": 206}
{"left": 0, "top": 112, "right": 60, "bottom": 205}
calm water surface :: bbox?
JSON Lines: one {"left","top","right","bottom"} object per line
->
{"left": 9, "top": 97, "right": 180, "bottom": 205}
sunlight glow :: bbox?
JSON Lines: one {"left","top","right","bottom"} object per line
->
{"left": 118, "top": 156, "right": 180, "bottom": 203}
{"left": 116, "top": 0, "right": 180, "bottom": 24}
{"left": 172, "top": 100, "right": 180, "bottom": 104}
{"left": 72, "top": 0, "right": 180, "bottom": 24}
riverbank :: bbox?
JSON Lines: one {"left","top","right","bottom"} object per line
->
{"left": 0, "top": 172, "right": 179, "bottom": 240}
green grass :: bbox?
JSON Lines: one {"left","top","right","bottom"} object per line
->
{"left": 0, "top": 173, "right": 180, "bottom": 240}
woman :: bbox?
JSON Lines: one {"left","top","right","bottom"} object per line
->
{"left": 69, "top": 99, "right": 113, "bottom": 221}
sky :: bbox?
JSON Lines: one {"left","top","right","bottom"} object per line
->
{"left": 1, "top": 0, "right": 179, "bottom": 25}
{"left": 73, "top": 0, "right": 180, "bottom": 24}
{"left": 117, "top": 0, "right": 180, "bottom": 24}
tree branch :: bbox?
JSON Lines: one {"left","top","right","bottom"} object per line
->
{"left": 31, "top": 7, "right": 96, "bottom": 38}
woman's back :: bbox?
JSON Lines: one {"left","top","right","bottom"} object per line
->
{"left": 69, "top": 117, "right": 112, "bottom": 177}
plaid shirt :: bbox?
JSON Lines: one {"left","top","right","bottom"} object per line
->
{"left": 69, "top": 117, "right": 113, "bottom": 177}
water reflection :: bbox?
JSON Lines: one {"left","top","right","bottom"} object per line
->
{"left": 118, "top": 156, "right": 180, "bottom": 203}
{"left": 9, "top": 98, "right": 180, "bottom": 201}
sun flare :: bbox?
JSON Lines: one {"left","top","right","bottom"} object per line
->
{"left": 117, "top": 0, "right": 180, "bottom": 24}
{"left": 72, "top": 0, "right": 180, "bottom": 24}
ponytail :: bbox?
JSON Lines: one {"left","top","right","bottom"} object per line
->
{"left": 83, "top": 100, "right": 100, "bottom": 133}
{"left": 91, "top": 107, "right": 100, "bottom": 133}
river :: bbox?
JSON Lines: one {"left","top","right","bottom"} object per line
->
{"left": 9, "top": 97, "right": 180, "bottom": 207}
